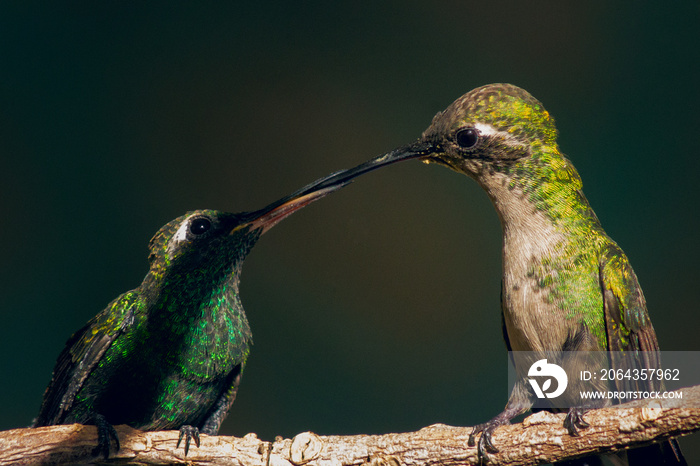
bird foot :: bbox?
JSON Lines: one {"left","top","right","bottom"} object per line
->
{"left": 92, "top": 414, "right": 120, "bottom": 459}
{"left": 563, "top": 407, "right": 590, "bottom": 436}
{"left": 468, "top": 419, "right": 507, "bottom": 463}
{"left": 177, "top": 425, "right": 201, "bottom": 456}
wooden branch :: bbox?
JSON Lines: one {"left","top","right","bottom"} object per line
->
{"left": 2, "top": 386, "right": 699, "bottom": 466}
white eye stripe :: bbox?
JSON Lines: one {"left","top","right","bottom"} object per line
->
{"left": 473, "top": 122, "right": 523, "bottom": 149}
{"left": 172, "top": 218, "right": 191, "bottom": 244}
{"left": 473, "top": 122, "right": 499, "bottom": 137}
{"left": 172, "top": 213, "right": 208, "bottom": 245}
{"left": 167, "top": 215, "right": 198, "bottom": 259}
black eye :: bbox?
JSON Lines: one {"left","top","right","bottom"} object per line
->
{"left": 189, "top": 217, "right": 212, "bottom": 236}
{"left": 455, "top": 127, "right": 480, "bottom": 149}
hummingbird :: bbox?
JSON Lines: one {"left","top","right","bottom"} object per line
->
{"left": 323, "top": 84, "right": 686, "bottom": 465}
{"left": 34, "top": 169, "right": 357, "bottom": 459}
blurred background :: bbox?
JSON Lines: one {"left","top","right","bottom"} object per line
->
{"left": 1, "top": 1, "right": 699, "bottom": 462}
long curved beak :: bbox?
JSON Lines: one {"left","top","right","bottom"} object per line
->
{"left": 236, "top": 139, "right": 435, "bottom": 234}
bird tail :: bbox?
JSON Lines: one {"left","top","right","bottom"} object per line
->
{"left": 626, "top": 439, "right": 687, "bottom": 466}
{"left": 554, "top": 439, "right": 686, "bottom": 466}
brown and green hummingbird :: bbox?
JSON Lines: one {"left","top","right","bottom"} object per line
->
{"left": 33, "top": 169, "right": 358, "bottom": 458}
{"left": 323, "top": 83, "right": 686, "bottom": 465}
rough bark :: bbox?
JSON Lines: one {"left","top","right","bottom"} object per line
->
{"left": 2, "top": 386, "right": 699, "bottom": 466}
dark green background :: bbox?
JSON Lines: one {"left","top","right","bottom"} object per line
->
{"left": 2, "top": 1, "right": 699, "bottom": 461}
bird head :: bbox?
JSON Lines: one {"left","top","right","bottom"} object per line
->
{"left": 418, "top": 83, "right": 559, "bottom": 180}
{"left": 144, "top": 169, "right": 357, "bottom": 284}
{"left": 322, "top": 84, "right": 581, "bottom": 218}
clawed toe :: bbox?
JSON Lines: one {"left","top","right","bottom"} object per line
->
{"left": 92, "top": 414, "right": 120, "bottom": 459}
{"left": 563, "top": 407, "right": 590, "bottom": 436}
{"left": 469, "top": 422, "right": 502, "bottom": 463}
{"left": 177, "top": 425, "right": 201, "bottom": 456}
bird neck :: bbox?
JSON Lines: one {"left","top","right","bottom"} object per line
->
{"left": 139, "top": 264, "right": 251, "bottom": 377}
{"left": 145, "top": 260, "right": 246, "bottom": 320}
{"left": 478, "top": 145, "right": 604, "bottom": 241}
{"left": 474, "top": 145, "right": 614, "bottom": 302}
{"left": 478, "top": 148, "right": 613, "bottom": 349}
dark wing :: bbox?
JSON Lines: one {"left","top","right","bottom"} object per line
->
{"left": 199, "top": 363, "right": 244, "bottom": 435}
{"left": 34, "top": 291, "right": 140, "bottom": 426}
{"left": 599, "top": 244, "right": 660, "bottom": 392}
{"left": 500, "top": 282, "right": 513, "bottom": 352}
{"left": 600, "top": 248, "right": 687, "bottom": 466}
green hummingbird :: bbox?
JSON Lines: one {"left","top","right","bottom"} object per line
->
{"left": 33, "top": 169, "right": 356, "bottom": 458}
{"left": 323, "top": 83, "right": 686, "bottom": 465}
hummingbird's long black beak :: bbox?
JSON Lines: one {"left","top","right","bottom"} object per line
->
{"left": 290, "top": 138, "right": 436, "bottom": 194}
{"left": 235, "top": 139, "right": 435, "bottom": 235}
{"left": 318, "top": 138, "right": 436, "bottom": 189}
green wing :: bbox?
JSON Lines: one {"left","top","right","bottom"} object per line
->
{"left": 599, "top": 244, "right": 660, "bottom": 392}
{"left": 600, "top": 247, "right": 686, "bottom": 466}
{"left": 34, "top": 291, "right": 140, "bottom": 426}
